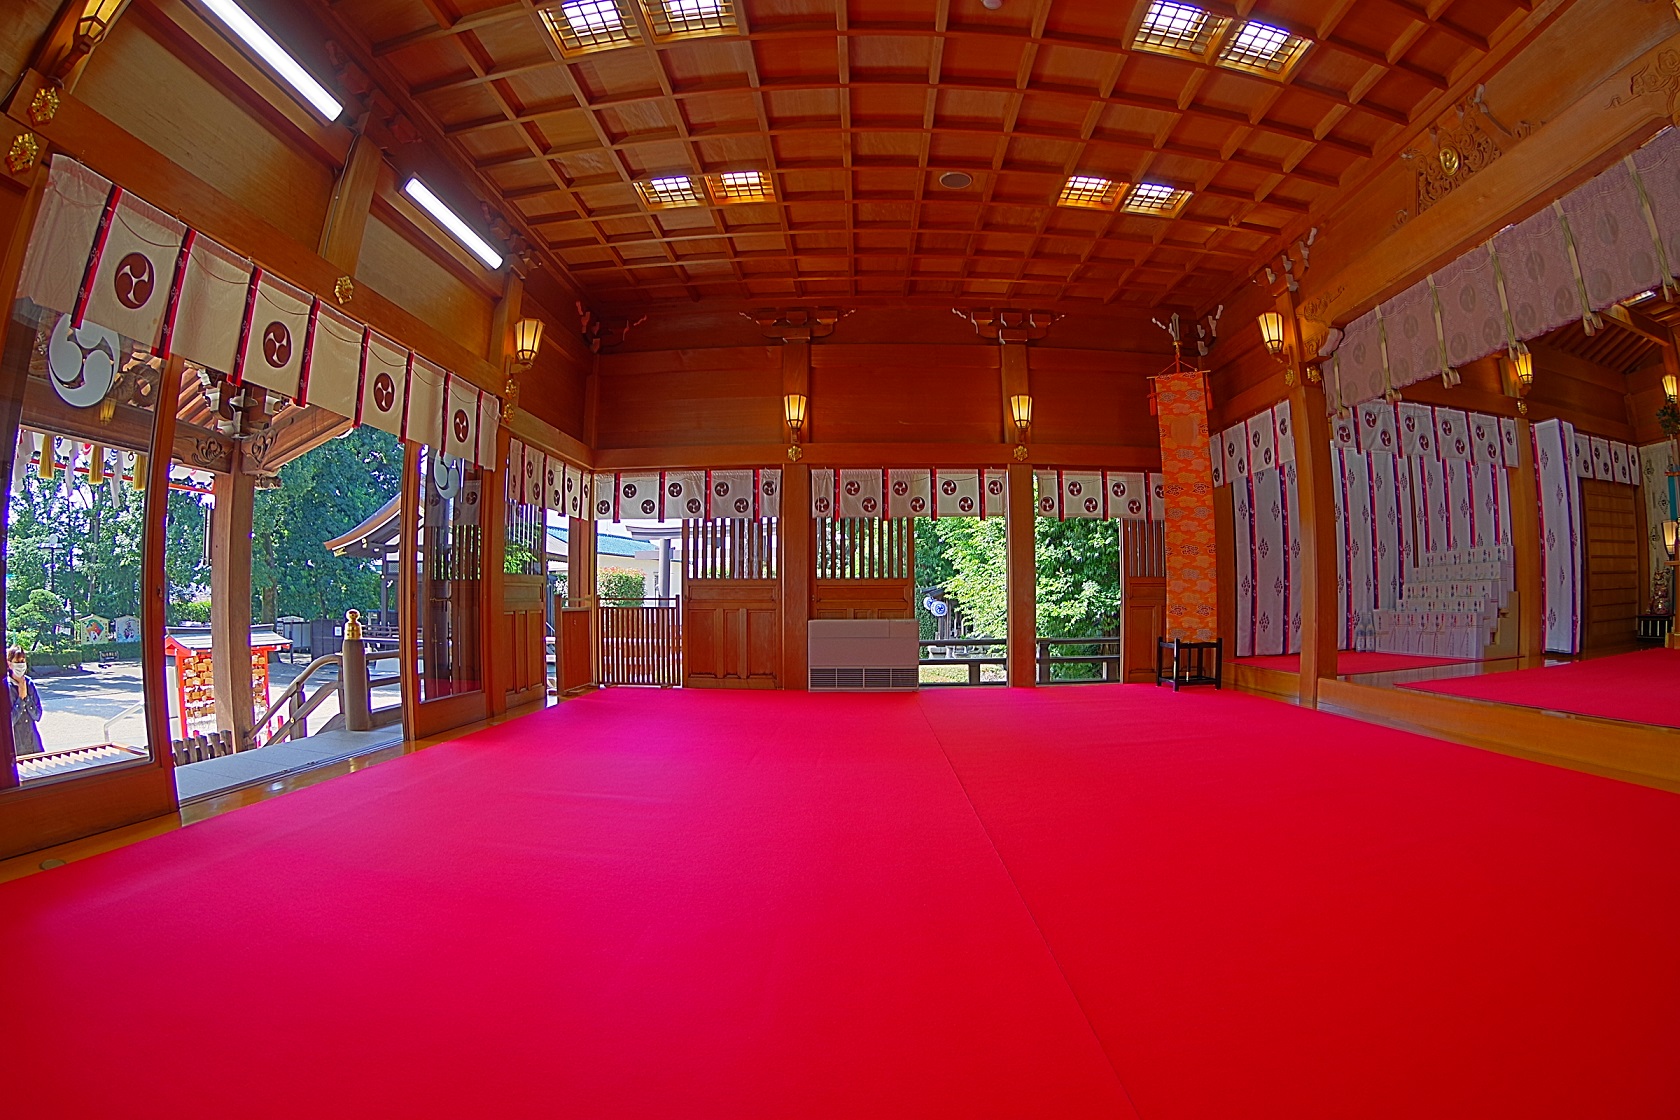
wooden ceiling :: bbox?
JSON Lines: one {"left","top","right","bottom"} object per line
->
{"left": 319, "top": 0, "right": 1542, "bottom": 312}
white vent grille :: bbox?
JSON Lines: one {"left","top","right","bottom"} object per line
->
{"left": 809, "top": 667, "right": 919, "bottom": 692}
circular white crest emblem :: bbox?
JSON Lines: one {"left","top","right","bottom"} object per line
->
{"left": 47, "top": 314, "right": 120, "bottom": 410}
{"left": 431, "top": 454, "right": 460, "bottom": 499}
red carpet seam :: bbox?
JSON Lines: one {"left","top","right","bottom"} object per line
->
{"left": 909, "top": 692, "right": 1149, "bottom": 1120}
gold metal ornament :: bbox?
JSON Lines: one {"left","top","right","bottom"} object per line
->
{"left": 1439, "top": 146, "right": 1461, "bottom": 176}
{"left": 501, "top": 373, "right": 520, "bottom": 421}
{"left": 333, "top": 276, "right": 355, "bottom": 304}
{"left": 1012, "top": 444, "right": 1029, "bottom": 462}
{"left": 28, "top": 88, "right": 60, "bottom": 126}
{"left": 786, "top": 444, "right": 803, "bottom": 462}
{"left": 6, "top": 132, "right": 41, "bottom": 175}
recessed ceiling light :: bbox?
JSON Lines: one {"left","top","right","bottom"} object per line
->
{"left": 1120, "top": 182, "right": 1192, "bottom": 217}
{"left": 707, "top": 170, "right": 775, "bottom": 204}
{"left": 939, "top": 171, "right": 974, "bottom": 190}
{"left": 564, "top": 0, "right": 625, "bottom": 35}
{"left": 1217, "top": 20, "right": 1311, "bottom": 74}
{"left": 636, "top": 175, "right": 707, "bottom": 208}
{"left": 402, "top": 177, "right": 504, "bottom": 269}
{"left": 540, "top": 0, "right": 640, "bottom": 53}
{"left": 644, "top": 0, "right": 737, "bottom": 38}
{"left": 1057, "top": 175, "right": 1124, "bottom": 210}
{"left": 1133, "top": 0, "right": 1225, "bottom": 58}
{"left": 198, "top": 0, "right": 342, "bottom": 120}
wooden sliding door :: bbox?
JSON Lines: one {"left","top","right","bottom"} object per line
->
{"left": 682, "top": 519, "right": 780, "bottom": 688}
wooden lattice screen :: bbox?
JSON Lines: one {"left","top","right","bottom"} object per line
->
{"left": 1122, "top": 519, "right": 1166, "bottom": 579}
{"left": 816, "top": 518, "right": 913, "bottom": 580}
{"left": 683, "top": 518, "right": 779, "bottom": 580}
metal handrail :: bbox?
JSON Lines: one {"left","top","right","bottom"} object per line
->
{"left": 251, "top": 653, "right": 341, "bottom": 748}
{"left": 102, "top": 698, "right": 146, "bottom": 744}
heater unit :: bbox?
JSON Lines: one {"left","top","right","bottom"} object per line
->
{"left": 807, "top": 619, "right": 920, "bottom": 691}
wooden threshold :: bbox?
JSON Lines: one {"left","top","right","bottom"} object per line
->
{"left": 0, "top": 698, "right": 551, "bottom": 885}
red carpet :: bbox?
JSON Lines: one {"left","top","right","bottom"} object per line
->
{"left": 1237, "top": 651, "right": 1474, "bottom": 673}
{"left": 1400, "top": 647, "right": 1680, "bottom": 727}
{"left": 3, "top": 688, "right": 1678, "bottom": 1118}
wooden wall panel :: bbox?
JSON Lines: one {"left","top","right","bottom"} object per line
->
{"left": 75, "top": 16, "right": 332, "bottom": 249}
{"left": 1030, "top": 350, "right": 1158, "bottom": 451}
{"left": 1291, "top": 0, "right": 1678, "bottom": 334}
{"left": 811, "top": 579, "right": 914, "bottom": 619}
{"left": 596, "top": 347, "right": 783, "bottom": 448}
{"left": 1580, "top": 479, "right": 1640, "bottom": 653}
{"left": 810, "top": 345, "right": 998, "bottom": 445}
{"left": 0, "top": 1, "right": 56, "bottom": 92}
{"left": 684, "top": 580, "right": 780, "bottom": 688}
{"left": 357, "top": 216, "right": 493, "bottom": 360}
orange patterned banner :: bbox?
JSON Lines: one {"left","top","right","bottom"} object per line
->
{"left": 1153, "top": 367, "right": 1218, "bottom": 641}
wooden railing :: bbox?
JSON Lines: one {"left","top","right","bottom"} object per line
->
{"left": 251, "top": 653, "right": 343, "bottom": 748}
{"left": 599, "top": 598, "right": 682, "bottom": 687}
{"left": 917, "top": 634, "right": 1124, "bottom": 685}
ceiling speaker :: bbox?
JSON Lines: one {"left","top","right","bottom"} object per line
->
{"left": 938, "top": 171, "right": 974, "bottom": 190}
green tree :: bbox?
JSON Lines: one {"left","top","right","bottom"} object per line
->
{"left": 5, "top": 468, "right": 147, "bottom": 639}
{"left": 912, "top": 514, "right": 1122, "bottom": 672}
{"left": 165, "top": 488, "right": 211, "bottom": 624}
{"left": 599, "top": 567, "right": 646, "bottom": 604}
{"left": 250, "top": 426, "right": 401, "bottom": 622}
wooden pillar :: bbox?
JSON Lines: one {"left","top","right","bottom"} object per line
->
{"left": 484, "top": 275, "right": 520, "bottom": 713}
{"left": 0, "top": 165, "right": 47, "bottom": 789}
{"left": 1006, "top": 462, "right": 1037, "bottom": 687}
{"left": 317, "top": 132, "right": 383, "bottom": 273}
{"left": 1289, "top": 380, "right": 1339, "bottom": 705}
{"left": 1509, "top": 417, "right": 1546, "bottom": 663}
{"left": 781, "top": 463, "right": 811, "bottom": 690}
{"left": 210, "top": 462, "right": 255, "bottom": 746}
{"left": 397, "top": 440, "right": 420, "bottom": 740}
{"left": 1000, "top": 340, "right": 1036, "bottom": 686}
{"left": 780, "top": 335, "right": 811, "bottom": 690}
{"left": 142, "top": 358, "right": 186, "bottom": 761}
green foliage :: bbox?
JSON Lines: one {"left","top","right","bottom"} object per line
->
{"left": 175, "top": 599, "right": 213, "bottom": 625}
{"left": 912, "top": 515, "right": 1121, "bottom": 667}
{"left": 5, "top": 471, "right": 146, "bottom": 634}
{"left": 598, "top": 567, "right": 646, "bottom": 604}
{"left": 251, "top": 426, "right": 402, "bottom": 622}
{"left": 165, "top": 488, "right": 210, "bottom": 624}
{"left": 505, "top": 540, "right": 538, "bottom": 575}
{"left": 8, "top": 587, "right": 71, "bottom": 650}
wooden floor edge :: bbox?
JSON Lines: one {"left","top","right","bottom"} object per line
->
{"left": 1310, "top": 678, "right": 1680, "bottom": 795}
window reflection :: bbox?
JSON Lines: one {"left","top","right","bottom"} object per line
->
{"left": 417, "top": 447, "right": 483, "bottom": 700}
{"left": 4, "top": 304, "right": 160, "bottom": 782}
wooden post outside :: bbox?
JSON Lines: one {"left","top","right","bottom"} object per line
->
{"left": 340, "top": 612, "right": 371, "bottom": 732}
{"left": 1006, "top": 461, "right": 1037, "bottom": 687}
{"left": 1509, "top": 418, "right": 1546, "bottom": 663}
{"left": 141, "top": 357, "right": 186, "bottom": 763}
{"left": 210, "top": 462, "right": 255, "bottom": 747}
{"left": 1290, "top": 378, "right": 1339, "bottom": 705}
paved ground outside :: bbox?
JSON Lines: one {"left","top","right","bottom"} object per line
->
{"left": 26, "top": 657, "right": 404, "bottom": 758}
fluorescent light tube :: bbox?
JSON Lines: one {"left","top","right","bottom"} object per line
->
{"left": 198, "top": 0, "right": 343, "bottom": 121}
{"left": 402, "top": 177, "right": 505, "bottom": 270}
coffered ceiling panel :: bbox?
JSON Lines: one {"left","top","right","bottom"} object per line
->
{"left": 318, "top": 0, "right": 1547, "bottom": 310}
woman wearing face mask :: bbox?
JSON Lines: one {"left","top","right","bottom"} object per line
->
{"left": 8, "top": 646, "right": 43, "bottom": 756}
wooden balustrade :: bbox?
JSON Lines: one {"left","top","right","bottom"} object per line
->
{"left": 598, "top": 599, "right": 683, "bottom": 687}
